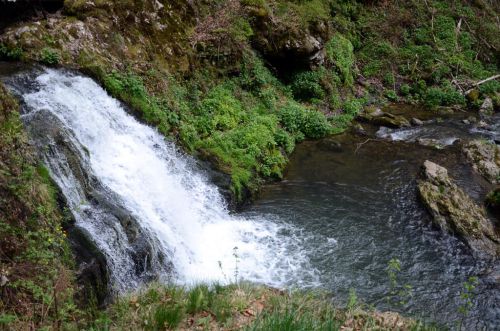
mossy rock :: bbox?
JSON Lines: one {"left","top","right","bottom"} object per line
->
{"left": 418, "top": 160, "right": 499, "bottom": 257}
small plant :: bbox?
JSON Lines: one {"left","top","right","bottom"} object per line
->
{"left": 0, "top": 43, "right": 23, "bottom": 60}
{"left": 385, "top": 89, "right": 398, "bottom": 101}
{"left": 457, "top": 276, "right": 478, "bottom": 330}
{"left": 400, "top": 84, "right": 411, "bottom": 96}
{"left": 346, "top": 288, "right": 358, "bottom": 312}
{"left": 290, "top": 70, "right": 326, "bottom": 101}
{"left": 386, "top": 258, "right": 412, "bottom": 306}
{"left": 152, "top": 304, "right": 185, "bottom": 330}
{"left": 40, "top": 47, "right": 60, "bottom": 65}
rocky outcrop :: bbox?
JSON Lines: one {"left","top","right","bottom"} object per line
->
{"left": 418, "top": 160, "right": 499, "bottom": 258}
{"left": 358, "top": 106, "right": 411, "bottom": 128}
{"left": 245, "top": 4, "right": 330, "bottom": 73}
{"left": 463, "top": 139, "right": 500, "bottom": 184}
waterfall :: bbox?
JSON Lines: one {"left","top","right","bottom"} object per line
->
{"left": 8, "top": 68, "right": 317, "bottom": 292}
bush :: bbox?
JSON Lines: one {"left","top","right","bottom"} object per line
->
{"left": 302, "top": 110, "right": 331, "bottom": 139}
{"left": 343, "top": 99, "right": 362, "bottom": 116}
{"left": 39, "top": 47, "right": 60, "bottom": 65}
{"left": 424, "top": 86, "right": 465, "bottom": 108}
{"left": 290, "top": 70, "right": 325, "bottom": 101}
{"left": 400, "top": 84, "right": 411, "bottom": 96}
{"left": 0, "top": 43, "right": 23, "bottom": 60}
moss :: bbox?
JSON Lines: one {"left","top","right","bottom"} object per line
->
{"left": 0, "top": 84, "right": 78, "bottom": 330}
{"left": 325, "top": 34, "right": 355, "bottom": 86}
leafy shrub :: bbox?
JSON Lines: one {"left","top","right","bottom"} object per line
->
{"left": 385, "top": 90, "right": 398, "bottom": 101}
{"left": 302, "top": 110, "right": 331, "bottom": 139}
{"left": 0, "top": 43, "right": 23, "bottom": 60}
{"left": 343, "top": 99, "right": 362, "bottom": 116}
{"left": 424, "top": 86, "right": 465, "bottom": 107}
{"left": 278, "top": 102, "right": 331, "bottom": 139}
{"left": 400, "top": 84, "right": 411, "bottom": 96}
{"left": 290, "top": 70, "right": 325, "bottom": 101}
{"left": 39, "top": 47, "right": 60, "bottom": 65}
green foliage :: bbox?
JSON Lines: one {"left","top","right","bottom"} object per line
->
{"left": 39, "top": 47, "right": 60, "bottom": 65}
{"left": 424, "top": 85, "right": 465, "bottom": 108}
{"left": 385, "top": 90, "right": 398, "bottom": 101}
{"left": 290, "top": 70, "right": 325, "bottom": 101}
{"left": 152, "top": 304, "right": 185, "bottom": 330}
{"left": 457, "top": 276, "right": 478, "bottom": 330}
{"left": 102, "top": 71, "right": 175, "bottom": 135}
{"left": 400, "top": 84, "right": 411, "bottom": 96}
{"left": 0, "top": 43, "right": 23, "bottom": 60}
{"left": 0, "top": 84, "right": 77, "bottom": 330}
{"left": 278, "top": 101, "right": 331, "bottom": 139}
{"left": 326, "top": 34, "right": 355, "bottom": 86}
{"left": 343, "top": 99, "right": 362, "bottom": 116}
{"left": 386, "top": 258, "right": 413, "bottom": 306}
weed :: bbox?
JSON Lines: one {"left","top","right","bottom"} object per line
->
{"left": 40, "top": 47, "right": 60, "bottom": 65}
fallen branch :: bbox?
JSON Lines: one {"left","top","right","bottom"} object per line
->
{"left": 355, "top": 138, "right": 380, "bottom": 154}
{"left": 464, "top": 74, "right": 500, "bottom": 95}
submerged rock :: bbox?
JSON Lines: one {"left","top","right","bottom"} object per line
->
{"left": 463, "top": 140, "right": 500, "bottom": 184}
{"left": 418, "top": 160, "right": 499, "bottom": 258}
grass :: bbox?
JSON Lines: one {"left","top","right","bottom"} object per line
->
{"left": 0, "top": 83, "right": 79, "bottom": 330}
{"left": 83, "top": 282, "right": 443, "bottom": 331}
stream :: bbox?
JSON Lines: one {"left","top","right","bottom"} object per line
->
{"left": 1, "top": 64, "right": 499, "bottom": 330}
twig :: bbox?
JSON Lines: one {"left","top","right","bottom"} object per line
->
{"left": 355, "top": 139, "right": 379, "bottom": 154}
{"left": 464, "top": 74, "right": 500, "bottom": 95}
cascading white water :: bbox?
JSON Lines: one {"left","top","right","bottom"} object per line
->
{"left": 16, "top": 68, "right": 319, "bottom": 290}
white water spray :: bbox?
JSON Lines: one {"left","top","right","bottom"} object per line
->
{"left": 17, "top": 69, "right": 318, "bottom": 290}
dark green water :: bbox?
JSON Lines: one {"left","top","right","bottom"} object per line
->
{"left": 242, "top": 117, "right": 499, "bottom": 330}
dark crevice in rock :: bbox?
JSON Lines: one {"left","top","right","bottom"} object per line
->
{"left": 0, "top": 0, "right": 64, "bottom": 32}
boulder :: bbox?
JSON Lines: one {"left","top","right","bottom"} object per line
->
{"left": 358, "top": 108, "right": 411, "bottom": 128}
{"left": 411, "top": 118, "right": 424, "bottom": 126}
{"left": 463, "top": 140, "right": 500, "bottom": 184}
{"left": 479, "top": 97, "right": 494, "bottom": 115}
{"left": 418, "top": 160, "right": 499, "bottom": 257}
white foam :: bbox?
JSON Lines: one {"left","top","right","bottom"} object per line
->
{"left": 21, "top": 69, "right": 318, "bottom": 288}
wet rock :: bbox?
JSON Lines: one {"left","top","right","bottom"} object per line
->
{"left": 418, "top": 160, "right": 499, "bottom": 257}
{"left": 463, "top": 140, "right": 500, "bottom": 184}
{"left": 371, "top": 113, "right": 411, "bottom": 128}
{"left": 480, "top": 97, "right": 494, "bottom": 116}
{"left": 411, "top": 118, "right": 424, "bottom": 126}
{"left": 466, "top": 89, "right": 480, "bottom": 102}
{"left": 477, "top": 120, "right": 489, "bottom": 129}
{"left": 317, "top": 138, "right": 343, "bottom": 152}
{"left": 436, "top": 106, "right": 454, "bottom": 115}
{"left": 352, "top": 123, "right": 367, "bottom": 136}
{"left": 417, "top": 138, "right": 444, "bottom": 149}
{"left": 358, "top": 108, "right": 410, "bottom": 128}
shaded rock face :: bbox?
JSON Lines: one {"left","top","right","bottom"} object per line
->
{"left": 248, "top": 11, "right": 329, "bottom": 76}
{"left": 463, "top": 140, "right": 500, "bottom": 184}
{"left": 418, "top": 160, "right": 499, "bottom": 258}
{"left": 486, "top": 187, "right": 500, "bottom": 218}
{"left": 0, "top": 0, "right": 63, "bottom": 31}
